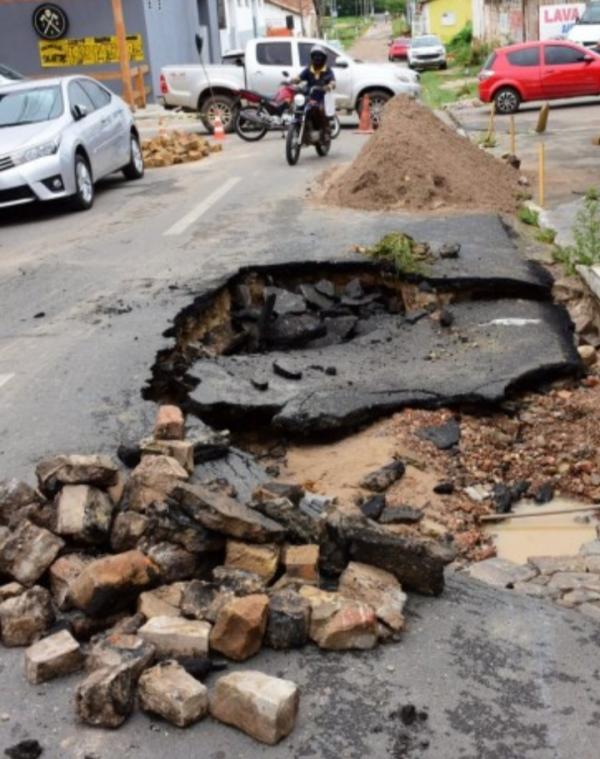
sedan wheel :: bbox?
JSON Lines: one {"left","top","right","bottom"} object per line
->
{"left": 123, "top": 134, "right": 144, "bottom": 180}
{"left": 494, "top": 87, "right": 520, "bottom": 115}
{"left": 71, "top": 154, "right": 94, "bottom": 211}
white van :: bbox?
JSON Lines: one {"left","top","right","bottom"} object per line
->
{"left": 568, "top": 2, "right": 600, "bottom": 47}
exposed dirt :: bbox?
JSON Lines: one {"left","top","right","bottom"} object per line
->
{"left": 321, "top": 96, "right": 521, "bottom": 213}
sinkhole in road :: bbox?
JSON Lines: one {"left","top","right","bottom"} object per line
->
{"left": 144, "top": 257, "right": 581, "bottom": 442}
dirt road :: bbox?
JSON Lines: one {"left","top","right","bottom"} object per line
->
{"left": 349, "top": 20, "right": 392, "bottom": 62}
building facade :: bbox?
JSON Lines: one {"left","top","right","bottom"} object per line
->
{"left": 0, "top": 0, "right": 223, "bottom": 100}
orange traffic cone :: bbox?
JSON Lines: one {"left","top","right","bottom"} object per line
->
{"left": 213, "top": 114, "right": 225, "bottom": 142}
{"left": 355, "top": 95, "right": 374, "bottom": 135}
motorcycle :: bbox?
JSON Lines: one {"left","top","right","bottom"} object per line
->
{"left": 235, "top": 78, "right": 341, "bottom": 143}
{"left": 285, "top": 84, "right": 335, "bottom": 166}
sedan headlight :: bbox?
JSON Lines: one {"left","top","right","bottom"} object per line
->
{"left": 13, "top": 137, "right": 61, "bottom": 166}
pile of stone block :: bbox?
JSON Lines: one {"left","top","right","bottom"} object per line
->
{"left": 0, "top": 404, "right": 454, "bottom": 744}
{"left": 142, "top": 130, "right": 222, "bottom": 168}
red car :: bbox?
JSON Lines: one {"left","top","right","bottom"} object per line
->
{"left": 478, "top": 40, "right": 600, "bottom": 113}
{"left": 388, "top": 37, "right": 411, "bottom": 62}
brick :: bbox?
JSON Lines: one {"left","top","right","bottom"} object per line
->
{"left": 138, "top": 661, "right": 208, "bottom": 727}
{"left": 138, "top": 616, "right": 211, "bottom": 658}
{"left": 155, "top": 405, "right": 185, "bottom": 441}
{"left": 25, "top": 630, "right": 83, "bottom": 684}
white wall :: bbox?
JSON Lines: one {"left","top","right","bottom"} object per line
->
{"left": 263, "top": 2, "right": 303, "bottom": 34}
{"left": 220, "top": 0, "right": 266, "bottom": 53}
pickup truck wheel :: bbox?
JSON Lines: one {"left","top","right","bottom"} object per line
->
{"left": 357, "top": 90, "right": 390, "bottom": 129}
{"left": 200, "top": 95, "right": 237, "bottom": 133}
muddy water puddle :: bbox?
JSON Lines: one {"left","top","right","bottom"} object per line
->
{"left": 486, "top": 498, "right": 598, "bottom": 564}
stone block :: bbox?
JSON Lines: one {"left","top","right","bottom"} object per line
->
{"left": 138, "top": 616, "right": 211, "bottom": 658}
{"left": 298, "top": 585, "right": 377, "bottom": 650}
{"left": 212, "top": 566, "right": 266, "bottom": 596}
{"left": 266, "top": 590, "right": 310, "bottom": 649}
{"left": 210, "top": 594, "right": 269, "bottom": 661}
{"left": 180, "top": 580, "right": 234, "bottom": 623}
{"left": 49, "top": 554, "right": 93, "bottom": 611}
{"left": 210, "top": 670, "right": 299, "bottom": 745}
{"left": 138, "top": 661, "right": 208, "bottom": 727}
{"left": 36, "top": 454, "right": 118, "bottom": 496}
{"left": 86, "top": 632, "right": 156, "bottom": 680}
{"left": 147, "top": 542, "right": 198, "bottom": 583}
{"left": 69, "top": 550, "right": 160, "bottom": 617}
{"left": 141, "top": 438, "right": 194, "bottom": 474}
{"left": 0, "top": 586, "right": 54, "bottom": 646}
{"left": 0, "top": 520, "right": 64, "bottom": 586}
{"left": 138, "top": 583, "right": 186, "bottom": 619}
{"left": 0, "top": 582, "right": 25, "bottom": 602}
{"left": 338, "top": 561, "right": 407, "bottom": 633}
{"left": 76, "top": 665, "right": 134, "bottom": 728}
{"left": 25, "top": 629, "right": 83, "bottom": 684}
{"left": 225, "top": 540, "right": 280, "bottom": 582}
{"left": 283, "top": 544, "right": 319, "bottom": 583}
{"left": 56, "top": 485, "right": 114, "bottom": 544}
{"left": 0, "top": 479, "right": 41, "bottom": 525}
{"left": 110, "top": 511, "right": 149, "bottom": 552}
{"left": 155, "top": 405, "right": 185, "bottom": 441}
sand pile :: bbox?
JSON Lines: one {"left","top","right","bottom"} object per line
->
{"left": 325, "top": 96, "right": 520, "bottom": 213}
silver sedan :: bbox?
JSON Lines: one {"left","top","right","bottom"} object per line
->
{"left": 0, "top": 75, "right": 144, "bottom": 211}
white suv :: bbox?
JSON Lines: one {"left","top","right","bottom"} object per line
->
{"left": 408, "top": 35, "right": 447, "bottom": 71}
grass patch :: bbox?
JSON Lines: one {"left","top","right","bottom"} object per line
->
{"left": 362, "top": 232, "right": 432, "bottom": 275}
{"left": 536, "top": 227, "right": 557, "bottom": 244}
{"left": 554, "top": 188, "right": 600, "bottom": 274}
{"left": 391, "top": 15, "right": 410, "bottom": 37}
{"left": 518, "top": 206, "right": 540, "bottom": 227}
{"left": 419, "top": 69, "right": 478, "bottom": 109}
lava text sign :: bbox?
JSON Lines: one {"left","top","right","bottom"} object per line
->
{"left": 539, "top": 3, "right": 586, "bottom": 40}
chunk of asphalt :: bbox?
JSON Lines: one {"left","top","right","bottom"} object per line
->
{"left": 359, "top": 494, "right": 386, "bottom": 521}
{"left": 273, "top": 360, "right": 302, "bottom": 380}
{"left": 492, "top": 483, "right": 514, "bottom": 514}
{"left": 267, "top": 313, "right": 326, "bottom": 349}
{"left": 417, "top": 419, "right": 460, "bottom": 450}
{"left": 535, "top": 482, "right": 554, "bottom": 504}
{"left": 379, "top": 505, "right": 423, "bottom": 524}
{"left": 265, "top": 286, "right": 306, "bottom": 316}
{"left": 344, "top": 278, "right": 363, "bottom": 299}
{"left": 308, "top": 315, "right": 358, "bottom": 348}
{"left": 117, "top": 442, "right": 142, "bottom": 469}
{"left": 299, "top": 283, "right": 334, "bottom": 311}
{"left": 438, "top": 243, "right": 461, "bottom": 259}
{"left": 439, "top": 308, "right": 454, "bottom": 328}
{"left": 315, "top": 279, "right": 336, "bottom": 299}
{"left": 4, "top": 740, "right": 43, "bottom": 759}
{"left": 405, "top": 309, "right": 428, "bottom": 325}
{"left": 251, "top": 376, "right": 269, "bottom": 392}
{"left": 433, "top": 481, "right": 454, "bottom": 495}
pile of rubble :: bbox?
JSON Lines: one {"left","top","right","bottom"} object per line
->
{"left": 465, "top": 541, "right": 600, "bottom": 622}
{"left": 142, "top": 130, "right": 222, "bottom": 168}
{"left": 0, "top": 405, "right": 454, "bottom": 744}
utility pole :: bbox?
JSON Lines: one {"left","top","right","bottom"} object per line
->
{"left": 111, "top": 0, "right": 134, "bottom": 107}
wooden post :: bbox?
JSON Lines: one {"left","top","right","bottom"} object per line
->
{"left": 135, "top": 66, "right": 146, "bottom": 108}
{"left": 509, "top": 115, "right": 516, "bottom": 155}
{"left": 538, "top": 142, "right": 545, "bottom": 208}
{"left": 111, "top": 0, "right": 134, "bottom": 108}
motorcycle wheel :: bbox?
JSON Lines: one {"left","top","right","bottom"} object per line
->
{"left": 315, "top": 140, "right": 331, "bottom": 157}
{"left": 286, "top": 124, "right": 302, "bottom": 166}
{"left": 235, "top": 108, "right": 268, "bottom": 142}
{"left": 330, "top": 115, "right": 341, "bottom": 140}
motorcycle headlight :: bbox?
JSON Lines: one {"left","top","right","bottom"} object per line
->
{"left": 13, "top": 137, "right": 61, "bottom": 166}
{"left": 294, "top": 93, "right": 306, "bottom": 107}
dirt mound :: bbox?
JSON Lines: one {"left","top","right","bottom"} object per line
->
{"left": 325, "top": 96, "right": 520, "bottom": 213}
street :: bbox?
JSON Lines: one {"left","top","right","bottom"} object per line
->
{"left": 3, "top": 14, "right": 600, "bottom": 759}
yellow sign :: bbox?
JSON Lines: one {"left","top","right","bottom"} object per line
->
{"left": 39, "top": 34, "right": 144, "bottom": 67}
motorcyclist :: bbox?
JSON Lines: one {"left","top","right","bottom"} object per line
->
{"left": 295, "top": 44, "right": 336, "bottom": 139}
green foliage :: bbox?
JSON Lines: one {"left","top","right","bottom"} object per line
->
{"left": 362, "top": 233, "right": 432, "bottom": 275}
{"left": 518, "top": 206, "right": 540, "bottom": 227}
{"left": 554, "top": 188, "right": 600, "bottom": 274}
{"left": 446, "top": 23, "right": 491, "bottom": 67}
{"left": 322, "top": 15, "right": 372, "bottom": 49}
{"left": 536, "top": 227, "right": 557, "bottom": 244}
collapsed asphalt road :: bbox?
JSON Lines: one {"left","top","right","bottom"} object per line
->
{"left": 146, "top": 218, "right": 580, "bottom": 437}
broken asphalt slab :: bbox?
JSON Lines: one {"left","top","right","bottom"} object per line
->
{"left": 1, "top": 574, "right": 599, "bottom": 758}
{"left": 184, "top": 299, "right": 580, "bottom": 435}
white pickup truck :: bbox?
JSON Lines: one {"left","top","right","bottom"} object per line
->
{"left": 160, "top": 36, "right": 420, "bottom": 132}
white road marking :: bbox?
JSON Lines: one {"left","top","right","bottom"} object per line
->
{"left": 163, "top": 176, "right": 241, "bottom": 237}
{"left": 481, "top": 318, "right": 542, "bottom": 327}
{"left": 0, "top": 373, "right": 15, "bottom": 389}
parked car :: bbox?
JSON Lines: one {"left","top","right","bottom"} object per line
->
{"left": 388, "top": 37, "right": 411, "bottom": 62}
{"left": 0, "top": 63, "right": 24, "bottom": 85}
{"left": 160, "top": 36, "right": 420, "bottom": 132}
{"left": 568, "top": 1, "right": 600, "bottom": 47}
{"left": 0, "top": 76, "right": 144, "bottom": 212}
{"left": 407, "top": 35, "right": 447, "bottom": 70}
{"left": 478, "top": 40, "right": 600, "bottom": 114}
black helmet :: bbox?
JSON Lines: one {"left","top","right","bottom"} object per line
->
{"left": 310, "top": 44, "right": 327, "bottom": 67}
